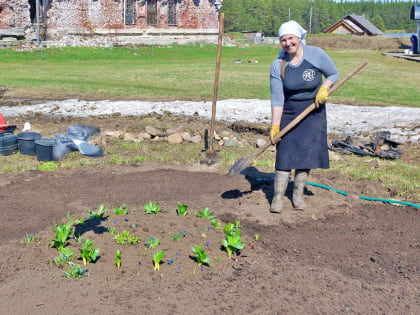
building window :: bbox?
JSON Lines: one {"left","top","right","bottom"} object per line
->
{"left": 168, "top": 0, "right": 177, "bottom": 25}
{"left": 125, "top": 0, "right": 136, "bottom": 25}
{"left": 147, "top": 0, "right": 158, "bottom": 25}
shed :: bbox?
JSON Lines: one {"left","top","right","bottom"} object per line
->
{"left": 241, "top": 31, "right": 264, "bottom": 44}
{"left": 324, "top": 14, "right": 383, "bottom": 36}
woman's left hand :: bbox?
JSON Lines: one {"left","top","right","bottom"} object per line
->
{"left": 315, "top": 85, "right": 329, "bottom": 108}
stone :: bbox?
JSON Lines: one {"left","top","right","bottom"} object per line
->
{"left": 181, "top": 132, "right": 191, "bottom": 141}
{"left": 145, "top": 126, "right": 163, "bottom": 137}
{"left": 166, "top": 126, "right": 184, "bottom": 135}
{"left": 151, "top": 136, "right": 161, "bottom": 142}
{"left": 255, "top": 138, "right": 267, "bottom": 148}
{"left": 137, "top": 133, "right": 145, "bottom": 142}
{"left": 103, "top": 130, "right": 123, "bottom": 139}
{"left": 220, "top": 130, "right": 230, "bottom": 137}
{"left": 123, "top": 132, "right": 137, "bottom": 141}
{"left": 224, "top": 139, "right": 238, "bottom": 147}
{"left": 190, "top": 135, "right": 201, "bottom": 143}
{"left": 142, "top": 132, "right": 152, "bottom": 140}
{"left": 213, "top": 131, "right": 221, "bottom": 140}
{"left": 168, "top": 133, "right": 183, "bottom": 144}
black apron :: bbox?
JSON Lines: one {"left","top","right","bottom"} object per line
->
{"left": 275, "top": 97, "right": 330, "bottom": 171}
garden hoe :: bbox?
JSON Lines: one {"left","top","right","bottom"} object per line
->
{"left": 200, "top": 13, "right": 224, "bottom": 166}
{"left": 228, "top": 61, "right": 368, "bottom": 176}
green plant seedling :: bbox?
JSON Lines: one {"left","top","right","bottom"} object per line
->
{"left": 222, "top": 221, "right": 244, "bottom": 258}
{"left": 199, "top": 208, "right": 216, "bottom": 220}
{"left": 255, "top": 233, "right": 260, "bottom": 241}
{"left": 115, "top": 250, "right": 121, "bottom": 268}
{"left": 192, "top": 245, "right": 210, "bottom": 266}
{"left": 211, "top": 220, "right": 221, "bottom": 229}
{"left": 113, "top": 205, "right": 128, "bottom": 215}
{"left": 79, "top": 239, "right": 100, "bottom": 266}
{"left": 54, "top": 248, "right": 75, "bottom": 266}
{"left": 26, "top": 232, "right": 37, "bottom": 244}
{"left": 171, "top": 230, "right": 187, "bottom": 241}
{"left": 145, "top": 236, "right": 160, "bottom": 249}
{"left": 51, "top": 221, "right": 73, "bottom": 250}
{"left": 64, "top": 262, "right": 88, "bottom": 279}
{"left": 153, "top": 250, "right": 165, "bottom": 271}
{"left": 114, "top": 231, "right": 141, "bottom": 245}
{"left": 176, "top": 202, "right": 188, "bottom": 216}
{"left": 144, "top": 201, "right": 160, "bottom": 214}
{"left": 74, "top": 234, "right": 84, "bottom": 243}
{"left": 108, "top": 227, "right": 116, "bottom": 235}
{"left": 88, "top": 204, "right": 108, "bottom": 220}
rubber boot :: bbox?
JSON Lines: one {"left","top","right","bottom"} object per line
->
{"left": 269, "top": 170, "right": 290, "bottom": 213}
{"left": 293, "top": 169, "right": 310, "bottom": 210}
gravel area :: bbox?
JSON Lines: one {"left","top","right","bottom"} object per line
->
{"left": 1, "top": 99, "right": 419, "bottom": 143}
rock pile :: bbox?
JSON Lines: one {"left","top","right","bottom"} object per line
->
{"left": 91, "top": 126, "right": 273, "bottom": 150}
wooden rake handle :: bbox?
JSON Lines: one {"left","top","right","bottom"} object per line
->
{"left": 208, "top": 12, "right": 224, "bottom": 148}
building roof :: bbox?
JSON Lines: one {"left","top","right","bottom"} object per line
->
{"left": 348, "top": 14, "right": 383, "bottom": 35}
{"left": 324, "top": 14, "right": 383, "bottom": 35}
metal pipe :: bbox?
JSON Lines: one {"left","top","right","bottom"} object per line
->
{"left": 42, "top": 0, "right": 47, "bottom": 40}
{"left": 36, "top": 0, "right": 40, "bottom": 43}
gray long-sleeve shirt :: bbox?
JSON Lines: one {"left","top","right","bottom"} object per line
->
{"left": 270, "top": 45, "right": 339, "bottom": 107}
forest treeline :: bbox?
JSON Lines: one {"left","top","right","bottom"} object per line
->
{"left": 221, "top": 0, "right": 418, "bottom": 35}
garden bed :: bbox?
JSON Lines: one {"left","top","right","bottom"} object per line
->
{"left": 0, "top": 164, "right": 418, "bottom": 314}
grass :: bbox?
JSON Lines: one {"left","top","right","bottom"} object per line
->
{"left": 0, "top": 41, "right": 418, "bottom": 107}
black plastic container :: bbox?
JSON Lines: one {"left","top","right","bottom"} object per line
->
{"left": 35, "top": 138, "right": 55, "bottom": 162}
{"left": 0, "top": 133, "right": 18, "bottom": 156}
{"left": 17, "top": 132, "right": 42, "bottom": 156}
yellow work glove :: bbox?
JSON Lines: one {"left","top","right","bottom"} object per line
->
{"left": 315, "top": 85, "right": 329, "bottom": 108}
{"left": 270, "top": 125, "right": 280, "bottom": 144}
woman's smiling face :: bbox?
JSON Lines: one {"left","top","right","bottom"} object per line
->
{"left": 280, "top": 34, "right": 301, "bottom": 55}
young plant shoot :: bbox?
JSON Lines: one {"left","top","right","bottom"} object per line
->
{"left": 51, "top": 221, "right": 74, "bottom": 250}
{"left": 26, "top": 232, "right": 37, "bottom": 244}
{"left": 145, "top": 237, "right": 160, "bottom": 249}
{"left": 222, "top": 221, "right": 244, "bottom": 258}
{"left": 54, "top": 248, "right": 75, "bottom": 266}
{"left": 176, "top": 202, "right": 188, "bottom": 216}
{"left": 114, "top": 231, "right": 141, "bottom": 245}
{"left": 115, "top": 250, "right": 121, "bottom": 269}
{"left": 211, "top": 220, "right": 221, "bottom": 229}
{"left": 199, "top": 208, "right": 216, "bottom": 220}
{"left": 64, "top": 262, "right": 88, "bottom": 279}
{"left": 107, "top": 227, "right": 116, "bottom": 235}
{"left": 113, "top": 205, "right": 128, "bottom": 215}
{"left": 192, "top": 245, "right": 210, "bottom": 266}
{"left": 153, "top": 250, "right": 165, "bottom": 271}
{"left": 144, "top": 201, "right": 160, "bottom": 214}
{"left": 88, "top": 204, "right": 108, "bottom": 220}
{"left": 171, "top": 230, "right": 187, "bottom": 241}
{"left": 79, "top": 239, "right": 100, "bottom": 265}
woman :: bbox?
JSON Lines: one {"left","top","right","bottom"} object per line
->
{"left": 269, "top": 20, "right": 339, "bottom": 213}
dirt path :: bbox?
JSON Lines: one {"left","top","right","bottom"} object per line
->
{"left": 0, "top": 165, "right": 418, "bottom": 314}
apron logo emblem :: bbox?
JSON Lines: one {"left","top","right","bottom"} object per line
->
{"left": 302, "top": 69, "right": 315, "bottom": 81}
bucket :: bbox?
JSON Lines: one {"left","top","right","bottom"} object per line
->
{"left": 0, "top": 133, "right": 18, "bottom": 156}
{"left": 17, "top": 132, "right": 42, "bottom": 156}
{"left": 35, "top": 138, "right": 55, "bottom": 162}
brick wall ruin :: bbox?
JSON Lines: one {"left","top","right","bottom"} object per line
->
{"left": 0, "top": 0, "right": 221, "bottom": 44}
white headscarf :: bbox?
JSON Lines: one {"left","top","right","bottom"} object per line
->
{"left": 278, "top": 20, "right": 307, "bottom": 45}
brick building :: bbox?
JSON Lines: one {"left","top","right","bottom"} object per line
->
{"left": 0, "top": 0, "right": 222, "bottom": 44}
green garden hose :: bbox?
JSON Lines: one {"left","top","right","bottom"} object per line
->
{"left": 306, "top": 181, "right": 420, "bottom": 209}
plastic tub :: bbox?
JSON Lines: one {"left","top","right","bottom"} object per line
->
{"left": 0, "top": 133, "right": 18, "bottom": 156}
{"left": 35, "top": 138, "right": 55, "bottom": 162}
{"left": 17, "top": 132, "right": 42, "bottom": 156}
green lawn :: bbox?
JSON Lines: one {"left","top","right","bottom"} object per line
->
{"left": 0, "top": 44, "right": 419, "bottom": 107}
